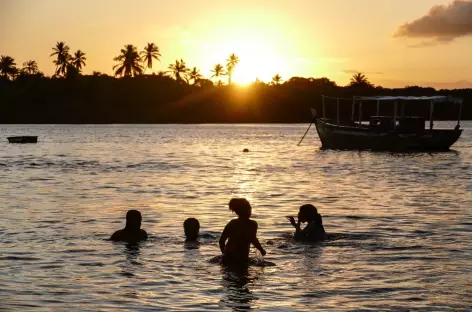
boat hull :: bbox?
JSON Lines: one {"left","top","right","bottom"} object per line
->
{"left": 7, "top": 136, "right": 38, "bottom": 144}
{"left": 315, "top": 119, "right": 462, "bottom": 151}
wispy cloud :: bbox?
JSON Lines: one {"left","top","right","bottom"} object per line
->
{"left": 394, "top": 0, "right": 472, "bottom": 44}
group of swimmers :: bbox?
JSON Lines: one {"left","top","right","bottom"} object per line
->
{"left": 111, "top": 198, "right": 326, "bottom": 264}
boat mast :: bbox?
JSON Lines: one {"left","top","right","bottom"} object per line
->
{"left": 457, "top": 101, "right": 463, "bottom": 129}
{"left": 351, "top": 99, "right": 355, "bottom": 122}
{"left": 322, "top": 96, "right": 326, "bottom": 119}
{"left": 336, "top": 98, "right": 340, "bottom": 125}
{"left": 429, "top": 100, "right": 434, "bottom": 130}
{"left": 393, "top": 101, "right": 398, "bottom": 128}
{"left": 358, "top": 101, "right": 363, "bottom": 124}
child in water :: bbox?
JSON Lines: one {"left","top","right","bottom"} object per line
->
{"left": 111, "top": 210, "right": 148, "bottom": 243}
{"left": 287, "top": 204, "right": 327, "bottom": 241}
{"left": 183, "top": 217, "right": 200, "bottom": 242}
{"left": 219, "top": 198, "right": 266, "bottom": 264}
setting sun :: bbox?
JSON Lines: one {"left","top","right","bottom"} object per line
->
{"left": 195, "top": 22, "right": 291, "bottom": 84}
{"left": 219, "top": 39, "right": 286, "bottom": 84}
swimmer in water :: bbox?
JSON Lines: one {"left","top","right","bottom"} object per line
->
{"left": 183, "top": 217, "right": 200, "bottom": 242}
{"left": 111, "top": 210, "right": 148, "bottom": 243}
{"left": 287, "top": 204, "right": 327, "bottom": 241}
{"left": 219, "top": 198, "right": 266, "bottom": 264}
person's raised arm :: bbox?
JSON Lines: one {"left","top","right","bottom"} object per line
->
{"left": 287, "top": 216, "right": 303, "bottom": 240}
{"left": 219, "top": 223, "right": 230, "bottom": 254}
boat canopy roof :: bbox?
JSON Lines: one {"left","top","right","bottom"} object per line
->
{"left": 354, "top": 96, "right": 463, "bottom": 104}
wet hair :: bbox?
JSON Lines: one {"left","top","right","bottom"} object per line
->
{"left": 183, "top": 218, "right": 200, "bottom": 239}
{"left": 299, "top": 204, "right": 321, "bottom": 223}
{"left": 125, "top": 210, "right": 142, "bottom": 230}
{"left": 229, "top": 198, "right": 252, "bottom": 219}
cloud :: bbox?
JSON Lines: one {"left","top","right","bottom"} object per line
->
{"left": 343, "top": 69, "right": 383, "bottom": 75}
{"left": 394, "top": 0, "right": 472, "bottom": 43}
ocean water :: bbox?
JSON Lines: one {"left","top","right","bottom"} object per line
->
{"left": 0, "top": 122, "right": 471, "bottom": 311}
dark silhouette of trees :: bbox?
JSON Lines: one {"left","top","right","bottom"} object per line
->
{"left": 51, "top": 41, "right": 71, "bottom": 77}
{"left": 211, "top": 63, "right": 225, "bottom": 85}
{"left": 0, "top": 56, "right": 18, "bottom": 80}
{"left": 141, "top": 43, "right": 161, "bottom": 72}
{"left": 113, "top": 44, "right": 143, "bottom": 77}
{"left": 0, "top": 48, "right": 470, "bottom": 124}
{"left": 226, "top": 53, "right": 239, "bottom": 84}
{"left": 349, "top": 72, "right": 373, "bottom": 88}
{"left": 22, "top": 60, "right": 39, "bottom": 75}
{"left": 65, "top": 64, "right": 79, "bottom": 79}
{"left": 188, "top": 67, "right": 203, "bottom": 85}
{"left": 71, "top": 50, "right": 87, "bottom": 72}
{"left": 271, "top": 74, "right": 282, "bottom": 85}
{"left": 0, "top": 73, "right": 470, "bottom": 123}
{"left": 167, "top": 59, "right": 189, "bottom": 82}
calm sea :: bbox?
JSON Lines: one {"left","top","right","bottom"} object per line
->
{"left": 1, "top": 123, "right": 471, "bottom": 311}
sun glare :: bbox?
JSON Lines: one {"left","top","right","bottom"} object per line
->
{"left": 230, "top": 40, "right": 285, "bottom": 85}
{"left": 201, "top": 36, "right": 288, "bottom": 85}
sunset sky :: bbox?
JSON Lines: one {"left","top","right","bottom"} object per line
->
{"left": 1, "top": 0, "right": 471, "bottom": 88}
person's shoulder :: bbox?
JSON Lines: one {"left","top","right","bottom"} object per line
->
{"left": 249, "top": 219, "right": 258, "bottom": 226}
{"left": 248, "top": 219, "right": 258, "bottom": 229}
{"left": 227, "top": 219, "right": 238, "bottom": 226}
{"left": 140, "top": 229, "right": 148, "bottom": 239}
{"left": 110, "top": 229, "right": 124, "bottom": 241}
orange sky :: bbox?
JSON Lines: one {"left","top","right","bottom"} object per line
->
{"left": 1, "top": 0, "right": 471, "bottom": 88}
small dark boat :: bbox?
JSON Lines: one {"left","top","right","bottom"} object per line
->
{"left": 7, "top": 136, "right": 38, "bottom": 144}
{"left": 311, "top": 96, "right": 463, "bottom": 151}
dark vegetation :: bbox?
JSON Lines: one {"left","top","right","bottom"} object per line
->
{"left": 1, "top": 42, "right": 470, "bottom": 124}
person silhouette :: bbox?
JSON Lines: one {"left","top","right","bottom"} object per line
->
{"left": 111, "top": 210, "right": 148, "bottom": 243}
{"left": 219, "top": 198, "right": 266, "bottom": 265}
{"left": 287, "top": 204, "right": 327, "bottom": 241}
{"left": 183, "top": 218, "right": 200, "bottom": 242}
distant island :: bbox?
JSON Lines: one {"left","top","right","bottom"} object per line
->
{"left": 1, "top": 42, "right": 470, "bottom": 123}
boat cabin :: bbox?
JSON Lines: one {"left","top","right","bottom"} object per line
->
{"left": 369, "top": 116, "right": 425, "bottom": 133}
{"left": 318, "top": 95, "right": 463, "bottom": 132}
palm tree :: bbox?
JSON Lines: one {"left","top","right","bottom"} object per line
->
{"left": 167, "top": 59, "right": 189, "bottom": 82}
{"left": 271, "top": 74, "right": 282, "bottom": 85}
{"left": 113, "top": 44, "right": 143, "bottom": 77}
{"left": 140, "top": 43, "right": 161, "bottom": 72}
{"left": 0, "top": 55, "right": 18, "bottom": 80}
{"left": 188, "top": 67, "right": 203, "bottom": 85}
{"left": 211, "top": 63, "right": 226, "bottom": 85}
{"left": 349, "top": 72, "right": 373, "bottom": 88}
{"left": 71, "top": 50, "right": 86, "bottom": 72}
{"left": 22, "top": 60, "right": 39, "bottom": 75}
{"left": 226, "top": 53, "right": 239, "bottom": 84}
{"left": 50, "top": 41, "right": 71, "bottom": 76}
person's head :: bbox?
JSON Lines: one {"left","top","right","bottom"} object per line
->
{"left": 183, "top": 218, "right": 200, "bottom": 241}
{"left": 229, "top": 198, "right": 252, "bottom": 219}
{"left": 125, "top": 210, "right": 142, "bottom": 230}
{"left": 298, "top": 204, "right": 319, "bottom": 223}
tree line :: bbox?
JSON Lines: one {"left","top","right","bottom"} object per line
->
{"left": 0, "top": 41, "right": 471, "bottom": 123}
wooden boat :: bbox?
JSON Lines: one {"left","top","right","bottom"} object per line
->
{"left": 7, "top": 136, "right": 38, "bottom": 143}
{"left": 312, "top": 96, "right": 463, "bottom": 151}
